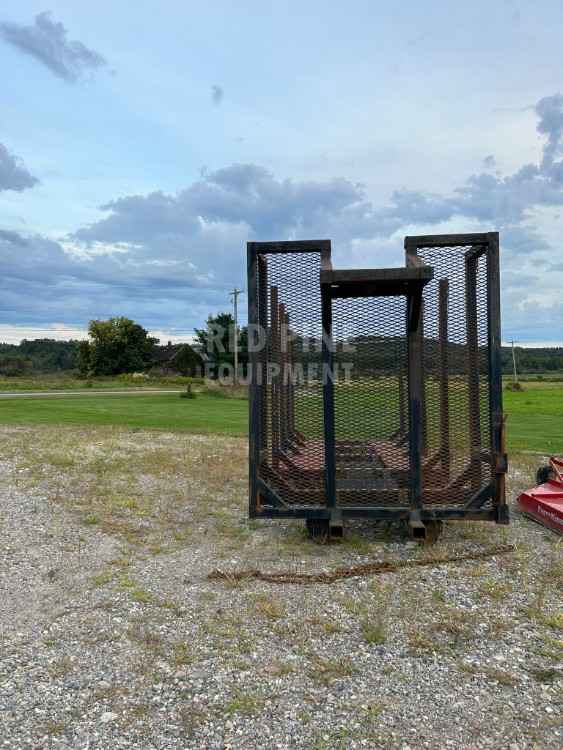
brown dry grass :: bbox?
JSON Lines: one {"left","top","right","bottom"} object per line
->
{"left": 2, "top": 425, "right": 248, "bottom": 556}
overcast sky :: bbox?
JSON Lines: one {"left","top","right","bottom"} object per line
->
{"left": 1, "top": 1, "right": 563, "bottom": 345}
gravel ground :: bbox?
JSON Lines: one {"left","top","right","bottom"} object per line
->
{"left": 0, "top": 425, "right": 561, "bottom": 749}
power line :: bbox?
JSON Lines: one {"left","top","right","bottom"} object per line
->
{"left": 511, "top": 340, "right": 518, "bottom": 384}
{"left": 229, "top": 288, "right": 244, "bottom": 383}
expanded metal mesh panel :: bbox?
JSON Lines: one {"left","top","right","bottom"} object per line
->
{"left": 255, "top": 250, "right": 326, "bottom": 506}
{"left": 249, "top": 234, "right": 503, "bottom": 522}
{"left": 332, "top": 296, "right": 409, "bottom": 506}
{"left": 413, "top": 244, "right": 493, "bottom": 506}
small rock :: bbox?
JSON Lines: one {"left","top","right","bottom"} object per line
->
{"left": 100, "top": 711, "right": 118, "bottom": 724}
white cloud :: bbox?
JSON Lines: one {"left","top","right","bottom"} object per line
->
{"left": 3, "top": 94, "right": 563, "bottom": 343}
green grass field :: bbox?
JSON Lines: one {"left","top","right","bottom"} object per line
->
{"left": 0, "top": 393, "right": 247, "bottom": 435}
{"left": 503, "top": 383, "right": 563, "bottom": 453}
{"left": 291, "top": 379, "right": 563, "bottom": 454}
{"left": 0, "top": 381, "right": 561, "bottom": 453}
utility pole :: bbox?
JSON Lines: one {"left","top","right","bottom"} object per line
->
{"left": 511, "top": 340, "right": 518, "bottom": 385}
{"left": 230, "top": 288, "right": 243, "bottom": 383}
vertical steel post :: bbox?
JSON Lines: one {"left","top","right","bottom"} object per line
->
{"left": 419, "top": 299, "right": 428, "bottom": 456}
{"left": 279, "top": 303, "right": 288, "bottom": 451}
{"left": 486, "top": 232, "right": 508, "bottom": 522}
{"left": 247, "top": 243, "right": 260, "bottom": 515}
{"left": 438, "top": 279, "right": 451, "bottom": 481}
{"left": 398, "top": 372, "right": 406, "bottom": 438}
{"left": 321, "top": 285, "right": 336, "bottom": 508}
{"left": 465, "top": 254, "right": 482, "bottom": 492}
{"left": 270, "top": 285, "right": 280, "bottom": 471}
{"left": 286, "top": 310, "right": 296, "bottom": 443}
{"left": 283, "top": 309, "right": 292, "bottom": 442}
{"left": 257, "top": 256, "right": 269, "bottom": 452}
{"left": 407, "top": 292, "right": 424, "bottom": 512}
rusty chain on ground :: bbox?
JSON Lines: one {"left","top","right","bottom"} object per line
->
{"left": 207, "top": 544, "right": 514, "bottom": 585}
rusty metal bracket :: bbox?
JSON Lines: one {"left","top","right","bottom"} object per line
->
{"left": 495, "top": 453, "right": 508, "bottom": 475}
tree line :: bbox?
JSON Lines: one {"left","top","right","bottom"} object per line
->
{"left": 0, "top": 314, "right": 247, "bottom": 377}
{"left": 1, "top": 315, "right": 562, "bottom": 376}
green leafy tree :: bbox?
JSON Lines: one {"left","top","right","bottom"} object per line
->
{"left": 77, "top": 340, "right": 91, "bottom": 376}
{"left": 194, "top": 312, "right": 248, "bottom": 378}
{"left": 18, "top": 339, "right": 80, "bottom": 372}
{"left": 0, "top": 354, "right": 33, "bottom": 376}
{"left": 81, "top": 317, "right": 159, "bottom": 376}
{"left": 169, "top": 344, "right": 204, "bottom": 377}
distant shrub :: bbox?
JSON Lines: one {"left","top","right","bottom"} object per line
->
{"left": 180, "top": 384, "right": 196, "bottom": 399}
{"left": 125, "top": 371, "right": 205, "bottom": 386}
{"left": 169, "top": 344, "right": 204, "bottom": 377}
{"left": 505, "top": 381, "right": 524, "bottom": 392}
{"left": 205, "top": 380, "right": 248, "bottom": 399}
{"left": 117, "top": 372, "right": 149, "bottom": 382}
{"left": 0, "top": 355, "right": 33, "bottom": 377}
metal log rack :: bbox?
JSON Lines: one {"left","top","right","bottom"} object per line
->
{"left": 247, "top": 234, "right": 508, "bottom": 541}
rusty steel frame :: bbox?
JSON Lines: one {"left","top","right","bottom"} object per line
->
{"left": 247, "top": 233, "right": 508, "bottom": 534}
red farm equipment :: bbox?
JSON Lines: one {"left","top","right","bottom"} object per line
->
{"left": 517, "top": 457, "right": 563, "bottom": 535}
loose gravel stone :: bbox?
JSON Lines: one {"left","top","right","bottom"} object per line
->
{"left": 0, "top": 425, "right": 561, "bottom": 749}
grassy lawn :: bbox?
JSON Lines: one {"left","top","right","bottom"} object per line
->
{"left": 504, "top": 383, "right": 563, "bottom": 453}
{"left": 0, "top": 393, "right": 247, "bottom": 434}
{"left": 293, "top": 379, "right": 563, "bottom": 454}
{"left": 0, "top": 380, "right": 561, "bottom": 453}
